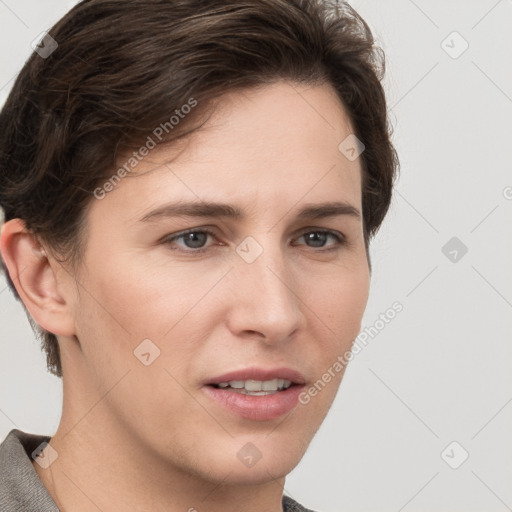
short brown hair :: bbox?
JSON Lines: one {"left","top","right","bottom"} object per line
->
{"left": 0, "top": 0, "right": 399, "bottom": 378}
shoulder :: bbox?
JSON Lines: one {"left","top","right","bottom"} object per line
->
{"left": 282, "top": 493, "right": 319, "bottom": 512}
{"left": 0, "top": 429, "right": 59, "bottom": 512}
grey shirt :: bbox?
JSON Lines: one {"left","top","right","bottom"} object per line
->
{"left": 0, "top": 429, "right": 316, "bottom": 512}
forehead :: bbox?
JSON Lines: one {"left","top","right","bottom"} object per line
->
{"left": 92, "top": 81, "right": 362, "bottom": 223}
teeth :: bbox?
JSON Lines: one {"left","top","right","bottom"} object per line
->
{"left": 262, "top": 378, "right": 278, "bottom": 391}
{"left": 245, "top": 380, "right": 262, "bottom": 391}
{"left": 215, "top": 379, "right": 292, "bottom": 392}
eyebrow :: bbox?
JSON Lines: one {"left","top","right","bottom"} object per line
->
{"left": 139, "top": 200, "right": 360, "bottom": 223}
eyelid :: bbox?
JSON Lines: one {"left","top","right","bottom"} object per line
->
{"left": 292, "top": 228, "right": 347, "bottom": 249}
{"left": 160, "top": 227, "right": 219, "bottom": 253}
{"left": 161, "top": 226, "right": 347, "bottom": 253}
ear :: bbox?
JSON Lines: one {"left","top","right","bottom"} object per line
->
{"left": 0, "top": 218, "right": 76, "bottom": 337}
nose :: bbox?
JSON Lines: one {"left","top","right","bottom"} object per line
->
{"left": 225, "top": 239, "right": 304, "bottom": 345}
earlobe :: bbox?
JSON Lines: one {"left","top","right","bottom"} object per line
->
{"left": 0, "top": 218, "right": 76, "bottom": 337}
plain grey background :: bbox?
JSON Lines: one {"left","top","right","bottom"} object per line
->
{"left": 1, "top": 1, "right": 511, "bottom": 511}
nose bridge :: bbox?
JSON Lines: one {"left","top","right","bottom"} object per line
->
{"left": 229, "top": 232, "right": 302, "bottom": 339}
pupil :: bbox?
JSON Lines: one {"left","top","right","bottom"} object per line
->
{"left": 185, "top": 232, "right": 207, "bottom": 248}
{"left": 307, "top": 232, "right": 326, "bottom": 247}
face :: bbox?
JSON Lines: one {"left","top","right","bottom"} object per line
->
{"left": 63, "top": 80, "right": 370, "bottom": 484}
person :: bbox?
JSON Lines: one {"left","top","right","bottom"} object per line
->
{"left": 0, "top": 0, "right": 398, "bottom": 510}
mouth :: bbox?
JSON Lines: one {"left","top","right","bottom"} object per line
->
{"left": 208, "top": 378, "right": 295, "bottom": 396}
{"left": 204, "top": 366, "right": 305, "bottom": 393}
{"left": 202, "top": 367, "right": 306, "bottom": 421}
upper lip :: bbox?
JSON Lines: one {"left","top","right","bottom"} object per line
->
{"left": 204, "top": 367, "right": 306, "bottom": 386}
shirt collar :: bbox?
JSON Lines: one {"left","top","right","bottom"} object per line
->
{"left": 0, "top": 428, "right": 59, "bottom": 511}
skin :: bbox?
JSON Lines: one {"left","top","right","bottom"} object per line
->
{"left": 0, "top": 80, "right": 370, "bottom": 512}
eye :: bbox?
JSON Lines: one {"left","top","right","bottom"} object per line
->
{"left": 161, "top": 227, "right": 347, "bottom": 254}
{"left": 162, "top": 228, "right": 218, "bottom": 253}
{"left": 294, "top": 229, "right": 347, "bottom": 251}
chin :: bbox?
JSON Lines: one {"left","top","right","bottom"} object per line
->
{"left": 218, "top": 457, "right": 299, "bottom": 486}
{"left": 207, "top": 436, "right": 308, "bottom": 485}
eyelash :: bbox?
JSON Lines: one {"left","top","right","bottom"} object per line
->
{"left": 161, "top": 227, "right": 347, "bottom": 254}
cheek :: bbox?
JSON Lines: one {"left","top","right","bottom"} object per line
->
{"left": 320, "top": 260, "right": 370, "bottom": 338}
{"left": 297, "top": 267, "right": 369, "bottom": 421}
{"left": 70, "top": 273, "right": 198, "bottom": 429}
{"left": 75, "top": 258, "right": 180, "bottom": 341}
{"left": 71, "top": 255, "right": 218, "bottom": 392}
{"left": 69, "top": 264, "right": 159, "bottom": 382}
{"left": 334, "top": 277, "right": 369, "bottom": 335}
{"left": 305, "top": 258, "right": 369, "bottom": 395}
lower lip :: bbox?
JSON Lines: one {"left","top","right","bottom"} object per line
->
{"left": 202, "top": 384, "right": 305, "bottom": 421}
